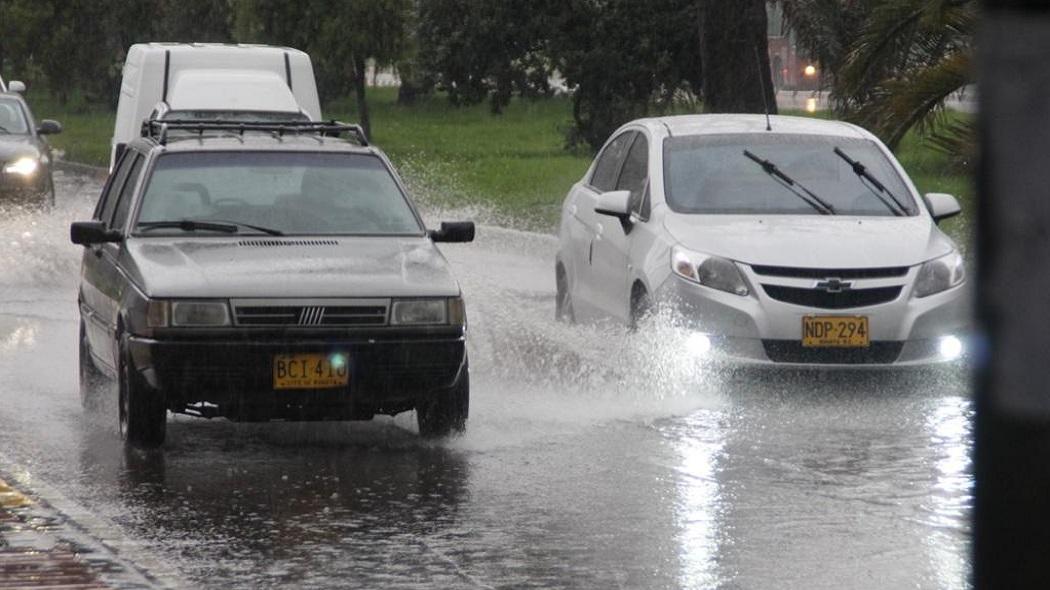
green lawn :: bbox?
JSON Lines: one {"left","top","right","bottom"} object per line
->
{"left": 29, "top": 86, "right": 972, "bottom": 240}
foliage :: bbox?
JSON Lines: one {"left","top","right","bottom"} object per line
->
{"left": 782, "top": 0, "right": 976, "bottom": 161}
{"left": 417, "top": 0, "right": 554, "bottom": 114}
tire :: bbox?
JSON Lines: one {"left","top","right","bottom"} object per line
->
{"left": 555, "top": 265, "right": 575, "bottom": 323}
{"left": 630, "top": 286, "right": 653, "bottom": 331}
{"left": 78, "top": 322, "right": 105, "bottom": 412}
{"left": 417, "top": 357, "right": 469, "bottom": 438}
{"left": 118, "top": 337, "right": 166, "bottom": 447}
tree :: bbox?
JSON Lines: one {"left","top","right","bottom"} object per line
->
{"left": 782, "top": 0, "right": 975, "bottom": 160}
{"left": 698, "top": 0, "right": 777, "bottom": 114}
{"left": 549, "top": 0, "right": 702, "bottom": 150}
{"left": 232, "top": 0, "right": 411, "bottom": 139}
{"left": 418, "top": 0, "right": 553, "bottom": 114}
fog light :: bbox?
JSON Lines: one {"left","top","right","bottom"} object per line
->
{"left": 686, "top": 333, "right": 712, "bottom": 358}
{"left": 939, "top": 336, "right": 963, "bottom": 360}
{"left": 329, "top": 353, "right": 347, "bottom": 370}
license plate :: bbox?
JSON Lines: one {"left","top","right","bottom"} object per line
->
{"left": 273, "top": 353, "right": 349, "bottom": 389}
{"left": 802, "top": 316, "right": 870, "bottom": 348}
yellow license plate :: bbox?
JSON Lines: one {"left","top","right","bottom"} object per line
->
{"left": 273, "top": 354, "right": 349, "bottom": 389}
{"left": 802, "top": 316, "right": 870, "bottom": 348}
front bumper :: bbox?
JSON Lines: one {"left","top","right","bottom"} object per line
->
{"left": 0, "top": 166, "right": 50, "bottom": 204}
{"left": 127, "top": 329, "right": 466, "bottom": 419}
{"left": 656, "top": 270, "right": 971, "bottom": 368}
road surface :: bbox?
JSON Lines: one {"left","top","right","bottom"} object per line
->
{"left": 0, "top": 170, "right": 973, "bottom": 589}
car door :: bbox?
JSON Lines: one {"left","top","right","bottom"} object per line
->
{"left": 80, "top": 151, "right": 145, "bottom": 371}
{"left": 590, "top": 133, "right": 650, "bottom": 322}
{"left": 570, "top": 130, "right": 635, "bottom": 322}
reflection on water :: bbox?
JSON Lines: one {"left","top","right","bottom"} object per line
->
{"left": 671, "top": 411, "right": 726, "bottom": 588}
{"left": 0, "top": 320, "right": 37, "bottom": 353}
{"left": 924, "top": 395, "right": 973, "bottom": 590}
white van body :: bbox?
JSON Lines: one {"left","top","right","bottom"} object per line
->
{"left": 111, "top": 43, "right": 322, "bottom": 169}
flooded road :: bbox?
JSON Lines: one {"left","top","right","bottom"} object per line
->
{"left": 0, "top": 170, "right": 972, "bottom": 589}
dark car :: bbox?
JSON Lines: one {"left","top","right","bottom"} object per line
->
{"left": 0, "top": 92, "right": 62, "bottom": 207}
{"left": 72, "top": 120, "right": 475, "bottom": 447}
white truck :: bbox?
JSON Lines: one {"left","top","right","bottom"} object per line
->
{"left": 111, "top": 43, "right": 322, "bottom": 169}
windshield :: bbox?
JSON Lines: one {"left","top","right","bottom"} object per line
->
{"left": 134, "top": 152, "right": 423, "bottom": 236}
{"left": 663, "top": 134, "right": 917, "bottom": 216}
{"left": 0, "top": 97, "right": 29, "bottom": 134}
{"left": 162, "top": 110, "right": 310, "bottom": 122}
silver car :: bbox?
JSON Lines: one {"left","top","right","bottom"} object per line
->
{"left": 555, "top": 115, "right": 968, "bottom": 367}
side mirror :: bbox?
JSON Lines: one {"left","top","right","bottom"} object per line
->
{"left": 8, "top": 80, "right": 25, "bottom": 93}
{"left": 595, "top": 190, "right": 631, "bottom": 219}
{"left": 71, "top": 221, "right": 122, "bottom": 246}
{"left": 37, "top": 119, "right": 62, "bottom": 135}
{"left": 428, "top": 221, "right": 475, "bottom": 243}
{"left": 924, "top": 192, "right": 962, "bottom": 223}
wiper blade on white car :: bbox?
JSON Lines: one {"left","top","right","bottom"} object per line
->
{"left": 137, "top": 219, "right": 284, "bottom": 235}
{"left": 742, "top": 150, "right": 836, "bottom": 215}
{"left": 833, "top": 147, "right": 908, "bottom": 216}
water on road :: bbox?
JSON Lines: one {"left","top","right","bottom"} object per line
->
{"left": 0, "top": 171, "right": 972, "bottom": 589}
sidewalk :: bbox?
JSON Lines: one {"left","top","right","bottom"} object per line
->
{"left": 0, "top": 477, "right": 113, "bottom": 589}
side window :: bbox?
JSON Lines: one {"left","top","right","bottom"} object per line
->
{"left": 110, "top": 156, "right": 145, "bottom": 230}
{"left": 590, "top": 131, "right": 636, "bottom": 192}
{"left": 616, "top": 134, "right": 649, "bottom": 215}
{"left": 97, "top": 153, "right": 135, "bottom": 223}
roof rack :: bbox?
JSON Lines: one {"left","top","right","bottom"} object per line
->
{"left": 140, "top": 119, "right": 369, "bottom": 146}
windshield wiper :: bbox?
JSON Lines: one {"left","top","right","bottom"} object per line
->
{"left": 833, "top": 147, "right": 908, "bottom": 216}
{"left": 138, "top": 219, "right": 284, "bottom": 235}
{"left": 742, "top": 150, "right": 836, "bottom": 215}
{"left": 204, "top": 219, "right": 284, "bottom": 236}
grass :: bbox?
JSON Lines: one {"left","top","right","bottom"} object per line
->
{"left": 28, "top": 85, "right": 972, "bottom": 240}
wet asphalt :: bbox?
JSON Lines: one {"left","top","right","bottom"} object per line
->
{"left": 0, "top": 170, "right": 972, "bottom": 589}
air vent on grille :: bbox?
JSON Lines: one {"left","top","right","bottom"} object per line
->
{"left": 762, "top": 340, "right": 903, "bottom": 364}
{"left": 750, "top": 265, "right": 909, "bottom": 279}
{"left": 238, "top": 239, "right": 340, "bottom": 247}
{"left": 234, "top": 305, "right": 387, "bottom": 326}
{"left": 761, "top": 285, "right": 902, "bottom": 309}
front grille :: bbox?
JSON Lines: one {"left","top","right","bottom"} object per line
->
{"left": 762, "top": 285, "right": 902, "bottom": 309}
{"left": 234, "top": 304, "right": 387, "bottom": 326}
{"left": 751, "top": 265, "right": 909, "bottom": 279}
{"left": 762, "top": 340, "right": 904, "bottom": 364}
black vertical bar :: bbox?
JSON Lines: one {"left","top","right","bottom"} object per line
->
{"left": 977, "top": 2, "right": 1050, "bottom": 588}
{"left": 284, "top": 52, "right": 293, "bottom": 90}
{"left": 162, "top": 50, "right": 171, "bottom": 103}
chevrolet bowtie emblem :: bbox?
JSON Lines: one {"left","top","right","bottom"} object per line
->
{"left": 815, "top": 278, "right": 853, "bottom": 293}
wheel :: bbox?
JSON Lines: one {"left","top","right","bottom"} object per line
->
{"left": 78, "top": 322, "right": 105, "bottom": 412}
{"left": 118, "top": 337, "right": 166, "bottom": 447}
{"left": 417, "top": 357, "right": 469, "bottom": 438}
{"left": 555, "top": 264, "right": 575, "bottom": 323}
{"left": 630, "top": 286, "right": 654, "bottom": 331}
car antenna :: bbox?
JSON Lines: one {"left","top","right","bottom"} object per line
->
{"left": 754, "top": 47, "right": 772, "bottom": 131}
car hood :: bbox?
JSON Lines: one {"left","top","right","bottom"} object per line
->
{"left": 0, "top": 135, "right": 42, "bottom": 161}
{"left": 122, "top": 236, "right": 461, "bottom": 299}
{"left": 663, "top": 214, "right": 954, "bottom": 268}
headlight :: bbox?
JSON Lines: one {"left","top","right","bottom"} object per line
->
{"left": 3, "top": 157, "right": 39, "bottom": 176}
{"left": 391, "top": 299, "right": 449, "bottom": 325}
{"left": 914, "top": 251, "right": 965, "bottom": 298}
{"left": 146, "top": 300, "right": 231, "bottom": 327}
{"left": 671, "top": 246, "right": 750, "bottom": 296}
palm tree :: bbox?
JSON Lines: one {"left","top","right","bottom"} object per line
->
{"left": 782, "top": 0, "right": 975, "bottom": 159}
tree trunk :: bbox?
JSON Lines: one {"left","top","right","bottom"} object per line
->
{"left": 698, "top": 0, "right": 777, "bottom": 114}
{"left": 353, "top": 55, "right": 371, "bottom": 140}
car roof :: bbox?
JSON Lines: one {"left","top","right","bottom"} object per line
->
{"left": 636, "top": 114, "right": 870, "bottom": 140}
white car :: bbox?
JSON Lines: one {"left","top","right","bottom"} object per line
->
{"left": 555, "top": 115, "right": 968, "bottom": 367}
